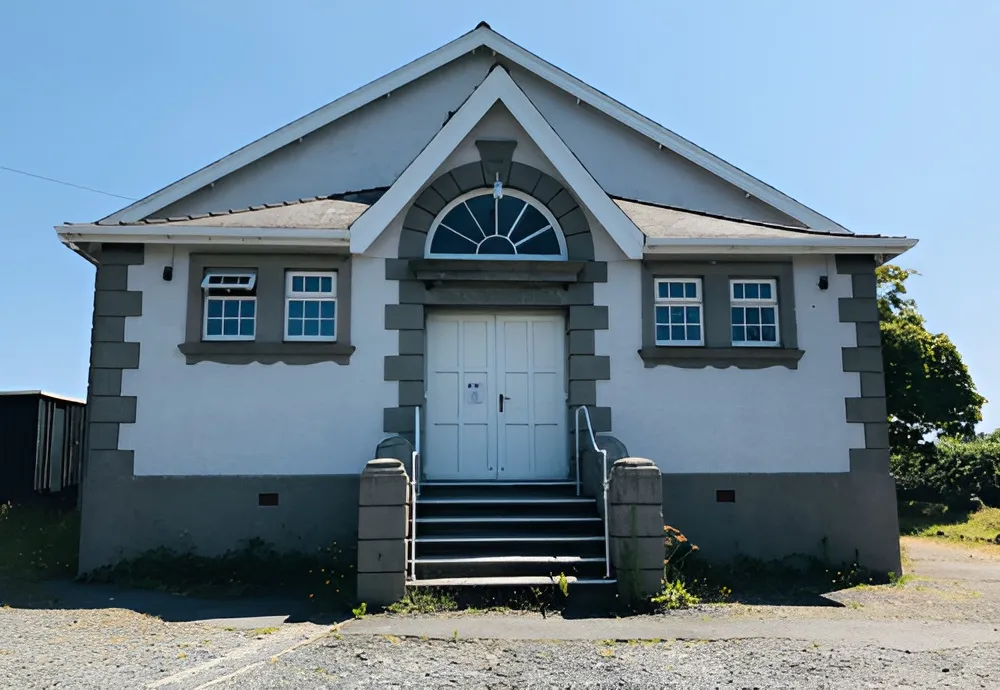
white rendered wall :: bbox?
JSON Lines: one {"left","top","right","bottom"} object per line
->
{"left": 595, "top": 255, "right": 864, "bottom": 473}
{"left": 119, "top": 246, "right": 396, "bottom": 476}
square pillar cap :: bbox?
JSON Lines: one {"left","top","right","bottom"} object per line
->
{"left": 362, "top": 458, "right": 407, "bottom": 476}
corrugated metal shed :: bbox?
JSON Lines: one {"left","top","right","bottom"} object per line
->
{"left": 0, "top": 391, "right": 86, "bottom": 500}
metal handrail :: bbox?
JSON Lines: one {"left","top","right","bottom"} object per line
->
{"left": 409, "top": 406, "right": 421, "bottom": 581}
{"left": 574, "top": 405, "right": 610, "bottom": 579}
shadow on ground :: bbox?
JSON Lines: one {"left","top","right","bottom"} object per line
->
{"left": 1, "top": 578, "right": 350, "bottom": 627}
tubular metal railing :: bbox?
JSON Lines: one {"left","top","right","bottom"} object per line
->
{"left": 409, "top": 406, "right": 421, "bottom": 581}
{"left": 574, "top": 405, "right": 611, "bottom": 579}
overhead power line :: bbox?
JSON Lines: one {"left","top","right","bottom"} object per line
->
{"left": 0, "top": 165, "right": 137, "bottom": 201}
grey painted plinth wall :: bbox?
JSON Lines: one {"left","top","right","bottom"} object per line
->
{"left": 356, "top": 458, "right": 409, "bottom": 607}
{"left": 607, "top": 458, "right": 665, "bottom": 603}
{"left": 383, "top": 151, "right": 612, "bottom": 451}
{"left": 661, "top": 472, "right": 900, "bottom": 573}
{"left": 78, "top": 242, "right": 361, "bottom": 573}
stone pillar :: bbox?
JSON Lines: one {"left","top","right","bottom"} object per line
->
{"left": 608, "top": 458, "right": 664, "bottom": 604}
{"left": 356, "top": 458, "right": 409, "bottom": 607}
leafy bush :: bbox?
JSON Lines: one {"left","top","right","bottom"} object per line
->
{"left": 651, "top": 579, "right": 700, "bottom": 610}
{"left": 893, "top": 436, "right": 1000, "bottom": 507}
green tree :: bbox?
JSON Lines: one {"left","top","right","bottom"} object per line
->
{"left": 877, "top": 265, "right": 985, "bottom": 452}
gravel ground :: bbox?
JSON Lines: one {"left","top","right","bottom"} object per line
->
{"left": 0, "top": 607, "right": 257, "bottom": 689}
{"left": 0, "top": 538, "right": 995, "bottom": 689}
{"left": 208, "top": 634, "right": 1000, "bottom": 689}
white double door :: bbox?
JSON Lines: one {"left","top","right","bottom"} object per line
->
{"left": 425, "top": 312, "right": 568, "bottom": 481}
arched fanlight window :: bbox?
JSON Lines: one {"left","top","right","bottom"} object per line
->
{"left": 425, "top": 189, "right": 567, "bottom": 260}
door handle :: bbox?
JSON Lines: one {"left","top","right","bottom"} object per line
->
{"left": 499, "top": 394, "right": 510, "bottom": 412}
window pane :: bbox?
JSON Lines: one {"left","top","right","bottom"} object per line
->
{"left": 655, "top": 306, "right": 669, "bottom": 324}
{"left": 733, "top": 283, "right": 744, "bottom": 299}
{"left": 655, "top": 325, "right": 670, "bottom": 342}
{"left": 320, "top": 320, "right": 335, "bottom": 337}
{"left": 508, "top": 203, "right": 547, "bottom": 244}
{"left": 289, "top": 300, "right": 303, "bottom": 318}
{"left": 304, "top": 301, "right": 319, "bottom": 318}
{"left": 304, "top": 320, "right": 319, "bottom": 336}
{"left": 657, "top": 282, "right": 670, "bottom": 300}
{"left": 746, "top": 308, "right": 760, "bottom": 325}
{"left": 731, "top": 307, "right": 744, "bottom": 325}
{"left": 206, "top": 318, "right": 222, "bottom": 336}
{"left": 515, "top": 232, "right": 560, "bottom": 256}
{"left": 463, "top": 194, "right": 495, "bottom": 237}
{"left": 684, "top": 282, "right": 697, "bottom": 299}
{"left": 670, "top": 306, "right": 684, "bottom": 322}
{"left": 762, "top": 326, "right": 777, "bottom": 342}
{"left": 745, "top": 283, "right": 760, "bottom": 299}
{"left": 761, "top": 307, "right": 775, "bottom": 325}
{"left": 760, "top": 282, "right": 772, "bottom": 300}
{"left": 207, "top": 300, "right": 223, "bottom": 318}
{"left": 288, "top": 319, "right": 303, "bottom": 336}
{"left": 685, "top": 306, "right": 699, "bottom": 323}
{"left": 320, "top": 301, "right": 335, "bottom": 319}
{"left": 497, "top": 197, "right": 526, "bottom": 237}
{"left": 224, "top": 300, "right": 239, "bottom": 317}
{"left": 430, "top": 227, "right": 478, "bottom": 254}
{"left": 732, "top": 326, "right": 745, "bottom": 342}
{"left": 687, "top": 325, "right": 701, "bottom": 342}
{"left": 320, "top": 277, "right": 333, "bottom": 293}
{"left": 747, "top": 325, "right": 761, "bottom": 341}
{"left": 671, "top": 325, "right": 685, "bottom": 340}
{"left": 240, "top": 300, "right": 255, "bottom": 317}
{"left": 239, "top": 318, "right": 255, "bottom": 336}
{"left": 223, "top": 319, "right": 238, "bottom": 336}
{"left": 305, "top": 276, "right": 320, "bottom": 292}
{"left": 292, "top": 276, "right": 304, "bottom": 292}
{"left": 669, "top": 282, "right": 683, "bottom": 298}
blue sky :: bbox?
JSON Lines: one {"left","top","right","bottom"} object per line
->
{"left": 2, "top": 1, "right": 997, "bottom": 429}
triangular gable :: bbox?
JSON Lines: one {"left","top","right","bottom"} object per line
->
{"left": 98, "top": 24, "right": 848, "bottom": 234}
{"left": 350, "top": 66, "right": 645, "bottom": 259}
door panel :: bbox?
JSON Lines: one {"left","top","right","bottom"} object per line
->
{"left": 496, "top": 315, "right": 568, "bottom": 480}
{"left": 425, "top": 315, "right": 497, "bottom": 480}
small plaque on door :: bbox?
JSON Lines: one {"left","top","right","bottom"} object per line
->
{"left": 466, "top": 382, "right": 484, "bottom": 404}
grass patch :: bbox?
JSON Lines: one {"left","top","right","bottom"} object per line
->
{"left": 253, "top": 627, "right": 280, "bottom": 636}
{"left": 382, "top": 584, "right": 585, "bottom": 616}
{"left": 83, "top": 538, "right": 354, "bottom": 608}
{"left": 387, "top": 588, "right": 458, "bottom": 615}
{"left": 0, "top": 497, "right": 79, "bottom": 587}
{"left": 899, "top": 501, "right": 1000, "bottom": 544}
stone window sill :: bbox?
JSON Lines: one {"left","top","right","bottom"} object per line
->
{"left": 637, "top": 346, "right": 805, "bottom": 370}
{"left": 178, "top": 341, "right": 356, "bottom": 365}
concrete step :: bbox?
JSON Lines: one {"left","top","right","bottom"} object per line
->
{"left": 409, "top": 575, "right": 616, "bottom": 587}
{"left": 419, "top": 481, "right": 579, "bottom": 499}
{"left": 417, "top": 497, "right": 598, "bottom": 520}
{"left": 414, "top": 554, "right": 608, "bottom": 580}
{"left": 414, "top": 534, "right": 605, "bottom": 559}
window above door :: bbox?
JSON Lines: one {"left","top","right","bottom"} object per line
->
{"left": 425, "top": 189, "right": 567, "bottom": 261}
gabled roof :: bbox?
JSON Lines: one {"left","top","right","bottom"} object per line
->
{"left": 58, "top": 194, "right": 915, "bottom": 258}
{"left": 84, "top": 196, "right": 371, "bottom": 229}
{"left": 97, "top": 23, "right": 849, "bottom": 234}
{"left": 350, "top": 66, "right": 646, "bottom": 258}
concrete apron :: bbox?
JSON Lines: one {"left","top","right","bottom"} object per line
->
{"left": 340, "top": 615, "right": 1000, "bottom": 653}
